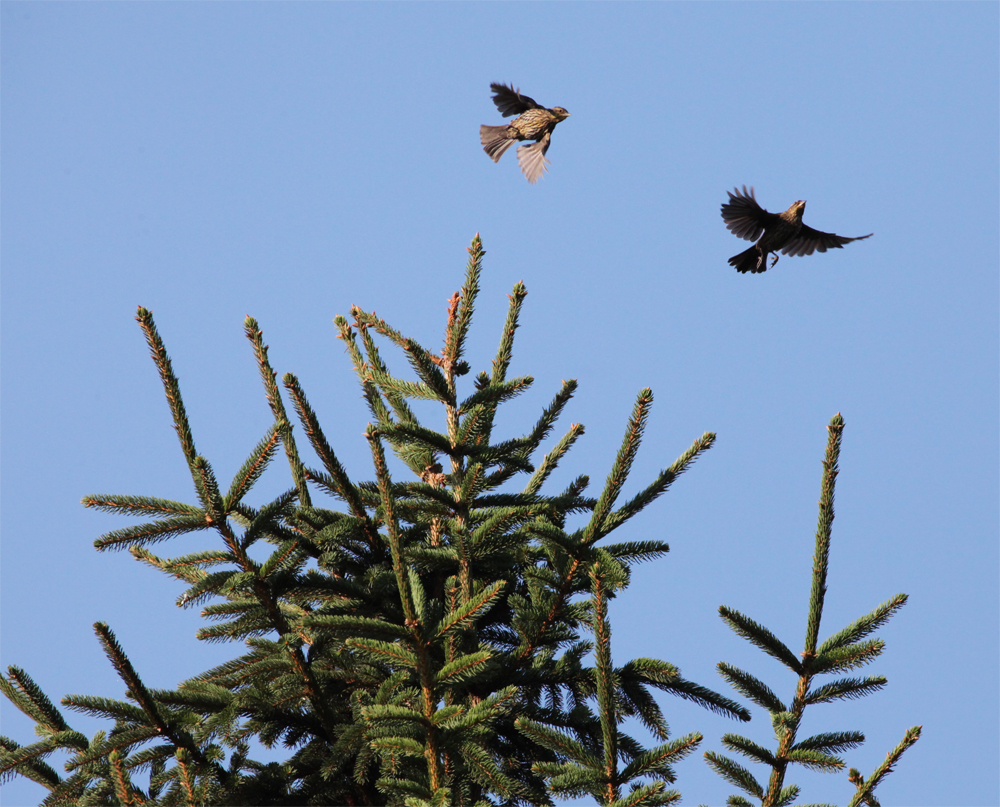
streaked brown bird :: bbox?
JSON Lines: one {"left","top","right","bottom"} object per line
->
{"left": 480, "top": 82, "right": 570, "bottom": 184}
{"left": 721, "top": 186, "right": 873, "bottom": 274}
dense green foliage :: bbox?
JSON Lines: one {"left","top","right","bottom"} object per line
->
{"left": 1, "top": 237, "right": 917, "bottom": 806}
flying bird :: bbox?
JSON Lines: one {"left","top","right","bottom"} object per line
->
{"left": 480, "top": 83, "right": 570, "bottom": 184}
{"left": 721, "top": 186, "right": 872, "bottom": 273}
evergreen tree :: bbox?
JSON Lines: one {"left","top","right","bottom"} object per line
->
{"left": 0, "top": 236, "right": 918, "bottom": 806}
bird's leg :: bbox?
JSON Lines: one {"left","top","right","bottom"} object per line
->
{"left": 755, "top": 246, "right": 766, "bottom": 272}
{"left": 770, "top": 253, "right": 780, "bottom": 269}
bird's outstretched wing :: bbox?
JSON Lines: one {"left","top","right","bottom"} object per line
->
{"left": 517, "top": 133, "right": 551, "bottom": 183}
{"left": 782, "top": 227, "right": 873, "bottom": 257}
{"left": 721, "top": 185, "right": 780, "bottom": 242}
{"left": 490, "top": 82, "right": 542, "bottom": 117}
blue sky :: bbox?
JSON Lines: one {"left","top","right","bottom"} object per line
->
{"left": 2, "top": 3, "right": 997, "bottom": 805}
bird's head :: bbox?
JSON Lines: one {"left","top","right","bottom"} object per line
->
{"left": 550, "top": 107, "right": 571, "bottom": 121}
{"left": 794, "top": 200, "right": 806, "bottom": 217}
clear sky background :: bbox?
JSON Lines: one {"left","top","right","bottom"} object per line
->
{"left": 2, "top": 4, "right": 997, "bottom": 806}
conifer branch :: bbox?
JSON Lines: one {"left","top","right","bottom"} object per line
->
{"left": 135, "top": 546, "right": 215, "bottom": 592}
{"left": 811, "top": 640, "right": 885, "bottom": 674}
{"left": 590, "top": 564, "right": 619, "bottom": 803}
{"left": 337, "top": 313, "right": 412, "bottom": 429}
{"left": 92, "top": 515, "right": 210, "bottom": 552}
{"left": 192, "top": 455, "right": 226, "bottom": 524}
{"left": 366, "top": 424, "right": 416, "bottom": 625}
{"left": 378, "top": 421, "right": 454, "bottom": 456}
{"left": 458, "top": 375, "right": 533, "bottom": 412}
{"left": 718, "top": 607, "right": 802, "bottom": 673}
{"left": 284, "top": 373, "right": 373, "bottom": 531}
{"left": 816, "top": 594, "right": 908, "bottom": 656}
{"left": 355, "top": 322, "right": 420, "bottom": 427}
{"left": 522, "top": 385, "right": 582, "bottom": 496}
{"left": 771, "top": 785, "right": 805, "bottom": 807}
{"left": 441, "top": 685, "right": 519, "bottom": 732}
{"left": 709, "top": 417, "right": 915, "bottom": 807}
{"left": 620, "top": 657, "right": 680, "bottom": 685}
{"left": 790, "top": 731, "right": 865, "bottom": 754}
{"left": 783, "top": 748, "right": 844, "bottom": 771}
{"left": 0, "top": 736, "right": 65, "bottom": 788}
{"left": 244, "top": 316, "right": 312, "bottom": 507}
{"left": 239, "top": 488, "right": 299, "bottom": 551}
{"left": 601, "top": 432, "right": 716, "bottom": 536}
{"left": 402, "top": 336, "right": 452, "bottom": 403}
{"left": 721, "top": 733, "right": 778, "bottom": 767}
{"left": 450, "top": 275, "right": 525, "bottom": 461}
{"left": 445, "top": 234, "right": 484, "bottom": 370}
{"left": 518, "top": 392, "right": 713, "bottom": 664}
{"left": 223, "top": 425, "right": 281, "bottom": 509}
{"left": 802, "top": 676, "right": 887, "bottom": 705}
{"left": 716, "top": 662, "right": 786, "bottom": 713}
{"left": 469, "top": 507, "right": 540, "bottom": 552}
{"left": 435, "top": 651, "right": 492, "bottom": 685}
{"left": 460, "top": 740, "right": 523, "bottom": 799}
{"left": 366, "top": 372, "right": 445, "bottom": 404}
{"left": 207, "top": 514, "right": 339, "bottom": 743}
{"left": 585, "top": 388, "right": 654, "bottom": 546}
{"left": 108, "top": 749, "right": 142, "bottom": 806}
{"left": 703, "top": 751, "right": 763, "bottom": 797}
{"left": 515, "top": 718, "right": 602, "bottom": 768}
{"left": 347, "top": 639, "right": 419, "bottom": 669}
{"left": 619, "top": 733, "right": 703, "bottom": 783}
{"left": 610, "top": 780, "right": 681, "bottom": 806}
{"left": 64, "top": 725, "right": 164, "bottom": 771}
{"left": 135, "top": 307, "right": 198, "bottom": 469}
{"left": 90, "top": 623, "right": 206, "bottom": 765}
{"left": 804, "top": 413, "right": 844, "bottom": 655}
{"left": 602, "top": 539, "right": 671, "bottom": 565}
{"left": 351, "top": 307, "right": 414, "bottom": 353}
{"left": 490, "top": 279, "right": 526, "bottom": 385}
{"left": 646, "top": 676, "right": 751, "bottom": 721}
{"left": 304, "top": 614, "right": 411, "bottom": 640}
{"left": 81, "top": 495, "right": 203, "bottom": 518}
{"left": 0, "top": 667, "right": 70, "bottom": 732}
{"left": 61, "top": 695, "right": 150, "bottom": 724}
{"left": 45, "top": 770, "right": 93, "bottom": 806}
{"left": 846, "top": 726, "right": 921, "bottom": 807}
{"left": 433, "top": 580, "right": 505, "bottom": 639}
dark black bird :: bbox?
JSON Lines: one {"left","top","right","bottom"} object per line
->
{"left": 721, "top": 186, "right": 873, "bottom": 273}
{"left": 480, "top": 83, "right": 570, "bottom": 183}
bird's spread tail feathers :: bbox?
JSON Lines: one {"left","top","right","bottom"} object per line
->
{"left": 729, "top": 245, "right": 767, "bottom": 274}
{"left": 480, "top": 125, "right": 514, "bottom": 162}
